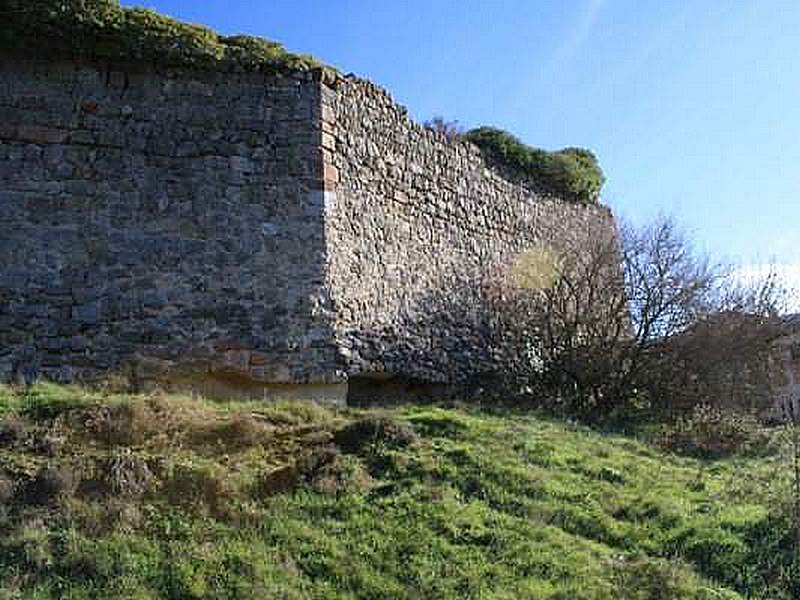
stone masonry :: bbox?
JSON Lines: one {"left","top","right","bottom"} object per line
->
{"left": 0, "top": 56, "right": 617, "bottom": 403}
{"left": 323, "top": 77, "right": 615, "bottom": 395}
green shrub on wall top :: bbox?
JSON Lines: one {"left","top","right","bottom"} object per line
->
{"left": 464, "top": 126, "right": 605, "bottom": 204}
{"left": 0, "top": 0, "right": 319, "bottom": 73}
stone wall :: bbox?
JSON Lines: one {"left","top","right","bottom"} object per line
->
{"left": 0, "top": 57, "right": 619, "bottom": 401}
{"left": 774, "top": 319, "right": 800, "bottom": 411}
{"left": 0, "top": 58, "right": 341, "bottom": 398}
{"left": 322, "top": 76, "right": 617, "bottom": 387}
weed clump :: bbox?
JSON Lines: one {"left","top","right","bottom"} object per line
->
{"left": 255, "top": 464, "right": 299, "bottom": 498}
{"left": 254, "top": 445, "right": 372, "bottom": 497}
{"left": 308, "top": 453, "right": 373, "bottom": 495}
{"left": 406, "top": 411, "right": 468, "bottom": 438}
{"left": 163, "top": 462, "right": 234, "bottom": 516}
{"left": 102, "top": 448, "right": 156, "bottom": 498}
{"left": 658, "top": 405, "right": 773, "bottom": 459}
{"left": 193, "top": 412, "right": 272, "bottom": 453}
{"left": 333, "top": 415, "right": 417, "bottom": 455}
{"left": 83, "top": 401, "right": 159, "bottom": 447}
{"left": 80, "top": 395, "right": 223, "bottom": 451}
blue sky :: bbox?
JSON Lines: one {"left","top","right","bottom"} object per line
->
{"left": 123, "top": 0, "right": 800, "bottom": 292}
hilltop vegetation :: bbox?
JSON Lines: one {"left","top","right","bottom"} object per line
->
{"left": 464, "top": 127, "right": 605, "bottom": 204}
{"left": 1, "top": 383, "right": 798, "bottom": 599}
{"left": 423, "top": 119, "right": 606, "bottom": 204}
{"left": 1, "top": 0, "right": 320, "bottom": 73}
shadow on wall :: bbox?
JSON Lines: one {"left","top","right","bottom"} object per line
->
{"left": 346, "top": 374, "right": 452, "bottom": 407}
{"left": 341, "top": 270, "right": 520, "bottom": 405}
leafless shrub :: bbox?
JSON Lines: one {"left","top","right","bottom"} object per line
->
{"left": 103, "top": 448, "right": 155, "bottom": 497}
{"left": 423, "top": 116, "right": 463, "bottom": 140}
{"left": 484, "top": 217, "right": 628, "bottom": 412}
{"left": 644, "top": 264, "right": 790, "bottom": 415}
{"left": 486, "top": 215, "right": 791, "bottom": 416}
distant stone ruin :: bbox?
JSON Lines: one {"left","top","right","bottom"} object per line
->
{"left": 774, "top": 316, "right": 800, "bottom": 413}
{"left": 0, "top": 51, "right": 615, "bottom": 403}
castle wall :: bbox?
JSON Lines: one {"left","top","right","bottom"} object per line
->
{"left": 322, "top": 76, "right": 617, "bottom": 387}
{"left": 0, "top": 57, "right": 619, "bottom": 402}
{"left": 0, "top": 58, "right": 341, "bottom": 397}
{"left": 775, "top": 324, "right": 800, "bottom": 409}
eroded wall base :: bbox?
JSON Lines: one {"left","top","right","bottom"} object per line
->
{"left": 346, "top": 375, "right": 452, "bottom": 406}
{"left": 143, "top": 375, "right": 348, "bottom": 406}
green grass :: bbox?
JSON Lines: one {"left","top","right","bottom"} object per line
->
{"left": 0, "top": 383, "right": 798, "bottom": 598}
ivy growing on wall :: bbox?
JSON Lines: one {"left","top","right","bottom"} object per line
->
{"left": 0, "top": 0, "right": 320, "bottom": 74}
{"left": 464, "top": 127, "right": 605, "bottom": 204}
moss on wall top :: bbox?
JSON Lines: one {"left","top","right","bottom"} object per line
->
{"left": 464, "top": 127, "right": 605, "bottom": 204}
{"left": 1, "top": 2, "right": 604, "bottom": 201}
{"left": 0, "top": 0, "right": 320, "bottom": 74}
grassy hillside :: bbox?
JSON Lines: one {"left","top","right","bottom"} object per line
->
{"left": 0, "top": 383, "right": 797, "bottom": 599}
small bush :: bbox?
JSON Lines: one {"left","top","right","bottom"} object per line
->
{"left": 423, "top": 116, "right": 463, "bottom": 140}
{"left": 2, "top": 0, "right": 320, "bottom": 74}
{"left": 464, "top": 126, "right": 605, "bottom": 203}
{"left": 658, "top": 405, "right": 773, "bottom": 459}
